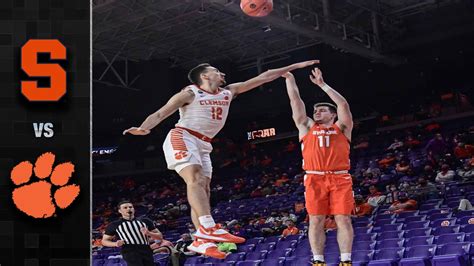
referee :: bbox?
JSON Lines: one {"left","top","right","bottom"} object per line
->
{"left": 102, "top": 200, "right": 163, "bottom": 266}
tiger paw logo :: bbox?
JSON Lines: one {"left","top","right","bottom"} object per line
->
{"left": 10, "top": 152, "right": 80, "bottom": 218}
{"left": 174, "top": 151, "right": 188, "bottom": 160}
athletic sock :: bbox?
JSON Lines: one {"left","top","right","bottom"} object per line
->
{"left": 313, "top": 254, "right": 325, "bottom": 262}
{"left": 198, "top": 215, "right": 216, "bottom": 229}
{"left": 340, "top": 253, "right": 351, "bottom": 262}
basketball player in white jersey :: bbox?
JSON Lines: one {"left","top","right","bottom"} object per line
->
{"left": 123, "top": 60, "right": 318, "bottom": 258}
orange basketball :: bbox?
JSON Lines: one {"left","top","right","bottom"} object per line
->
{"left": 240, "top": 0, "right": 273, "bottom": 17}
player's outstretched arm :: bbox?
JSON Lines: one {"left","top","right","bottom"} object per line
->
{"left": 227, "top": 60, "right": 319, "bottom": 96}
{"left": 309, "top": 67, "right": 353, "bottom": 133}
{"left": 282, "top": 72, "right": 312, "bottom": 138}
{"left": 123, "top": 90, "right": 194, "bottom": 136}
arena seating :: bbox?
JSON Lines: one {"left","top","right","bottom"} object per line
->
{"left": 93, "top": 119, "right": 474, "bottom": 266}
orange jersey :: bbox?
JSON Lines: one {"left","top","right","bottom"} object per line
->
{"left": 301, "top": 123, "right": 350, "bottom": 171}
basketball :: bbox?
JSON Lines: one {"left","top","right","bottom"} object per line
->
{"left": 240, "top": 0, "right": 273, "bottom": 17}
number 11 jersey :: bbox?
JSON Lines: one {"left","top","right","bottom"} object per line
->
{"left": 176, "top": 84, "right": 233, "bottom": 139}
{"left": 301, "top": 123, "right": 350, "bottom": 171}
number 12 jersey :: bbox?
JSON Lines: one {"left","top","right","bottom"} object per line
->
{"left": 176, "top": 84, "right": 233, "bottom": 138}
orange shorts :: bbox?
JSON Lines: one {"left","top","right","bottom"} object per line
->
{"left": 304, "top": 173, "right": 355, "bottom": 215}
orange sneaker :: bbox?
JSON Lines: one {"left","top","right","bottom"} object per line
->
{"left": 187, "top": 240, "right": 227, "bottom": 259}
{"left": 194, "top": 224, "right": 246, "bottom": 243}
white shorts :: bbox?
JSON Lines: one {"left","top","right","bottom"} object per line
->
{"left": 162, "top": 128, "right": 213, "bottom": 178}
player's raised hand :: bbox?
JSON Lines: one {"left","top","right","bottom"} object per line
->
{"left": 309, "top": 67, "right": 325, "bottom": 87}
{"left": 122, "top": 127, "right": 151, "bottom": 136}
{"left": 293, "top": 60, "right": 319, "bottom": 69}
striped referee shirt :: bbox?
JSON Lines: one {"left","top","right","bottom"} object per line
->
{"left": 104, "top": 217, "right": 156, "bottom": 245}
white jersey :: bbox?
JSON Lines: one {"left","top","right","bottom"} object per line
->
{"left": 175, "top": 84, "right": 233, "bottom": 138}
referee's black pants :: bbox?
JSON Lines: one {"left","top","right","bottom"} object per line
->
{"left": 121, "top": 245, "right": 154, "bottom": 266}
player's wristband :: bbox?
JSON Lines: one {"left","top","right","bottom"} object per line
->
{"left": 321, "top": 84, "right": 331, "bottom": 92}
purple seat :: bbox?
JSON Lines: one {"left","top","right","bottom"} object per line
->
{"left": 353, "top": 241, "right": 376, "bottom": 251}
{"left": 266, "top": 248, "right": 292, "bottom": 259}
{"left": 405, "top": 221, "right": 430, "bottom": 230}
{"left": 354, "top": 216, "right": 371, "bottom": 223}
{"left": 447, "top": 201, "right": 462, "bottom": 209}
{"left": 424, "top": 199, "right": 443, "bottom": 205}
{"left": 254, "top": 242, "right": 276, "bottom": 252}
{"left": 245, "top": 251, "right": 268, "bottom": 260}
{"left": 375, "top": 219, "right": 395, "bottom": 226}
{"left": 236, "top": 261, "right": 262, "bottom": 266}
{"left": 225, "top": 253, "right": 246, "bottom": 262}
{"left": 238, "top": 244, "right": 256, "bottom": 253}
{"left": 264, "top": 236, "right": 281, "bottom": 243}
{"left": 354, "top": 221, "right": 371, "bottom": 228}
{"left": 322, "top": 252, "right": 341, "bottom": 264}
{"left": 276, "top": 240, "right": 297, "bottom": 249}
{"left": 261, "top": 258, "right": 285, "bottom": 266}
{"left": 397, "top": 211, "right": 419, "bottom": 219}
{"left": 429, "top": 212, "right": 452, "bottom": 221}
{"left": 293, "top": 245, "right": 311, "bottom": 257}
{"left": 380, "top": 223, "right": 403, "bottom": 232}
{"left": 404, "top": 215, "right": 427, "bottom": 223}
{"left": 404, "top": 236, "right": 434, "bottom": 247}
{"left": 454, "top": 211, "right": 474, "bottom": 218}
{"left": 93, "top": 255, "right": 105, "bottom": 260}
{"left": 435, "top": 233, "right": 466, "bottom": 244}
{"left": 299, "top": 239, "right": 310, "bottom": 247}
{"left": 458, "top": 216, "right": 474, "bottom": 225}
{"left": 433, "top": 225, "right": 460, "bottom": 236}
{"left": 326, "top": 230, "right": 337, "bottom": 237}
{"left": 399, "top": 245, "right": 436, "bottom": 266}
{"left": 377, "top": 238, "right": 404, "bottom": 249}
{"left": 421, "top": 208, "right": 451, "bottom": 216}
{"left": 405, "top": 228, "right": 432, "bottom": 237}
{"left": 325, "top": 243, "right": 340, "bottom": 253}
{"left": 375, "top": 214, "right": 396, "bottom": 220}
{"left": 246, "top": 238, "right": 264, "bottom": 246}
{"left": 431, "top": 218, "right": 457, "bottom": 227}
{"left": 354, "top": 227, "right": 372, "bottom": 235}
{"left": 297, "top": 223, "right": 308, "bottom": 230}
{"left": 377, "top": 206, "right": 390, "bottom": 213}
{"left": 461, "top": 224, "right": 474, "bottom": 233}
{"left": 352, "top": 250, "right": 375, "bottom": 265}
{"left": 282, "top": 234, "right": 303, "bottom": 242}
{"left": 184, "top": 256, "right": 204, "bottom": 265}
{"left": 465, "top": 233, "right": 472, "bottom": 242}
{"left": 432, "top": 242, "right": 471, "bottom": 266}
{"left": 378, "top": 230, "right": 404, "bottom": 240}
{"left": 419, "top": 203, "right": 440, "bottom": 212}
{"left": 445, "top": 186, "right": 463, "bottom": 197}
{"left": 105, "top": 259, "right": 120, "bottom": 265}
{"left": 205, "top": 257, "right": 225, "bottom": 264}
{"left": 283, "top": 257, "right": 312, "bottom": 266}
{"left": 368, "top": 247, "right": 405, "bottom": 266}
{"left": 354, "top": 233, "right": 377, "bottom": 242}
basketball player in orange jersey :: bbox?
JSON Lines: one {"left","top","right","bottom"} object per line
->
{"left": 282, "top": 68, "right": 354, "bottom": 266}
{"left": 123, "top": 60, "right": 318, "bottom": 259}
